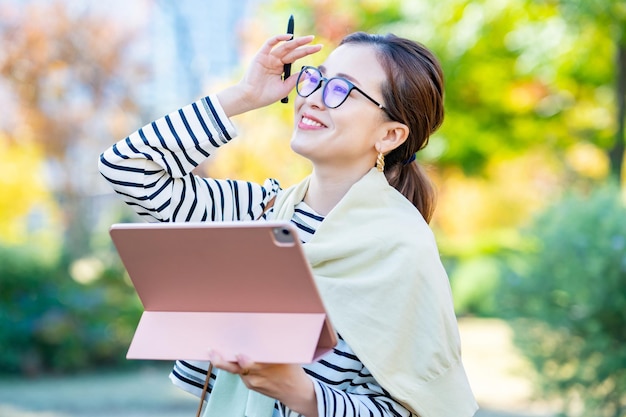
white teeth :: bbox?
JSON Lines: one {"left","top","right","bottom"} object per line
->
{"left": 301, "top": 117, "right": 324, "bottom": 127}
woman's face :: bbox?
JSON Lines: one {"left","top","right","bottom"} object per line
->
{"left": 291, "top": 43, "right": 391, "bottom": 173}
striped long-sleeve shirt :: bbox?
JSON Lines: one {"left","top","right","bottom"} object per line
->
{"left": 98, "top": 95, "right": 415, "bottom": 417}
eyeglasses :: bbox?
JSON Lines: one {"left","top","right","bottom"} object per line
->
{"left": 296, "top": 66, "right": 389, "bottom": 114}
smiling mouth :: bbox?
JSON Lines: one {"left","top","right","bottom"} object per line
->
{"left": 300, "top": 116, "right": 326, "bottom": 128}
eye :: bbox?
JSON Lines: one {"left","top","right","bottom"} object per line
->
{"left": 328, "top": 79, "right": 350, "bottom": 96}
{"left": 306, "top": 72, "right": 320, "bottom": 85}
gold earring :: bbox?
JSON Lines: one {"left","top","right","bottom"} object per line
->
{"left": 376, "top": 152, "right": 385, "bottom": 172}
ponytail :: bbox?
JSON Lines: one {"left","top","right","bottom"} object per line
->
{"left": 385, "top": 161, "right": 436, "bottom": 223}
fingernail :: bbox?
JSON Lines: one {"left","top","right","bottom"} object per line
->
{"left": 236, "top": 353, "right": 251, "bottom": 363}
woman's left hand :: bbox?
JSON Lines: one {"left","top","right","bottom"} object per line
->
{"left": 208, "top": 350, "right": 318, "bottom": 417}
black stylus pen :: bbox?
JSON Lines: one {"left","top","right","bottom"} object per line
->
{"left": 281, "top": 14, "right": 294, "bottom": 104}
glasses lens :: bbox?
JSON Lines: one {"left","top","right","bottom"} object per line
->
{"left": 297, "top": 67, "right": 321, "bottom": 97}
{"left": 323, "top": 78, "right": 351, "bottom": 108}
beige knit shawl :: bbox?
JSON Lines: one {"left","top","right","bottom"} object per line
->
{"left": 271, "top": 168, "right": 477, "bottom": 417}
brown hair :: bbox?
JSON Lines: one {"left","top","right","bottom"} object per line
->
{"left": 340, "top": 32, "right": 444, "bottom": 223}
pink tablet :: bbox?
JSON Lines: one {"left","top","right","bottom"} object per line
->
{"left": 109, "top": 221, "right": 337, "bottom": 364}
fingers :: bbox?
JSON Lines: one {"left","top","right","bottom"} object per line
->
{"left": 235, "top": 354, "right": 254, "bottom": 373}
{"left": 280, "top": 35, "right": 321, "bottom": 63}
{"left": 283, "top": 43, "right": 323, "bottom": 66}
{"left": 260, "top": 34, "right": 322, "bottom": 67}
{"left": 230, "top": 33, "right": 322, "bottom": 109}
{"left": 259, "top": 33, "right": 295, "bottom": 54}
{"left": 208, "top": 350, "right": 242, "bottom": 374}
{"left": 260, "top": 34, "right": 315, "bottom": 54}
{"left": 208, "top": 350, "right": 255, "bottom": 377}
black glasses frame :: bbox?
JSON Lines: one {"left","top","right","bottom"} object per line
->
{"left": 296, "top": 66, "right": 390, "bottom": 115}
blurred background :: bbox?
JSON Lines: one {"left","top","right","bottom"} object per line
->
{"left": 0, "top": 0, "right": 624, "bottom": 416}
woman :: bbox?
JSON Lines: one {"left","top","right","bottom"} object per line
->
{"left": 99, "top": 31, "right": 477, "bottom": 417}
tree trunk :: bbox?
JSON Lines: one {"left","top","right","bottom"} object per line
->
{"left": 608, "top": 41, "right": 626, "bottom": 184}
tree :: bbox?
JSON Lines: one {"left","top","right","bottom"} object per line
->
{"left": 497, "top": 185, "right": 626, "bottom": 417}
{"left": 361, "top": 0, "right": 620, "bottom": 244}
{"left": 0, "top": 134, "right": 55, "bottom": 243}
{"left": 554, "top": 0, "right": 626, "bottom": 182}
{"left": 0, "top": 1, "right": 146, "bottom": 256}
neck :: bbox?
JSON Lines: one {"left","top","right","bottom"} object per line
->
{"left": 304, "top": 166, "right": 372, "bottom": 216}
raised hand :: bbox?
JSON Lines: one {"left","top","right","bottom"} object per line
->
{"left": 217, "top": 34, "right": 322, "bottom": 116}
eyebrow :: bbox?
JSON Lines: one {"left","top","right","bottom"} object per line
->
{"left": 318, "top": 65, "right": 361, "bottom": 85}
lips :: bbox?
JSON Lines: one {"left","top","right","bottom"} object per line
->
{"left": 299, "top": 113, "right": 327, "bottom": 129}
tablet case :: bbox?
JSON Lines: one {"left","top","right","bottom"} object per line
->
{"left": 109, "top": 221, "right": 337, "bottom": 364}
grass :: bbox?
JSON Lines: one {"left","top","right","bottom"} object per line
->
{"left": 0, "top": 364, "right": 199, "bottom": 417}
{"left": 0, "top": 319, "right": 556, "bottom": 417}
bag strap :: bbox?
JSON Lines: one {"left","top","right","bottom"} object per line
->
{"left": 196, "top": 363, "right": 214, "bottom": 417}
{"left": 258, "top": 196, "right": 276, "bottom": 220}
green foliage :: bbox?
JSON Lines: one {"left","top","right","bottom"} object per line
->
{"left": 0, "top": 244, "right": 142, "bottom": 375}
{"left": 555, "top": 0, "right": 626, "bottom": 39}
{"left": 496, "top": 185, "right": 626, "bottom": 417}
{"left": 352, "top": 0, "right": 618, "bottom": 180}
{"left": 257, "top": 0, "right": 626, "bottom": 186}
{"left": 267, "top": 0, "right": 404, "bottom": 41}
{"left": 449, "top": 256, "right": 500, "bottom": 317}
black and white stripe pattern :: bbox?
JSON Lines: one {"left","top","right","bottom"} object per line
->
{"left": 170, "top": 333, "right": 414, "bottom": 417}
{"left": 100, "top": 95, "right": 415, "bottom": 417}
{"left": 99, "top": 96, "right": 280, "bottom": 222}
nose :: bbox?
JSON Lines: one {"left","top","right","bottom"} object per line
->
{"left": 304, "top": 81, "right": 327, "bottom": 109}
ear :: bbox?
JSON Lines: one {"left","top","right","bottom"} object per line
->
{"left": 376, "top": 121, "right": 409, "bottom": 154}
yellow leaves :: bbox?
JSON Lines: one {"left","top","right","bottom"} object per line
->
{"left": 359, "top": 0, "right": 396, "bottom": 13}
{"left": 506, "top": 80, "right": 550, "bottom": 113}
{"left": 566, "top": 99, "right": 614, "bottom": 132}
{"left": 202, "top": 104, "right": 312, "bottom": 188}
{"left": 0, "top": 134, "right": 58, "bottom": 244}
{"left": 432, "top": 149, "right": 562, "bottom": 247}
{"left": 565, "top": 142, "right": 609, "bottom": 179}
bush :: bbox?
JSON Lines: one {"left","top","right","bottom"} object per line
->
{"left": 0, "top": 243, "right": 143, "bottom": 375}
{"left": 449, "top": 256, "right": 500, "bottom": 317}
{"left": 496, "top": 185, "right": 626, "bottom": 417}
